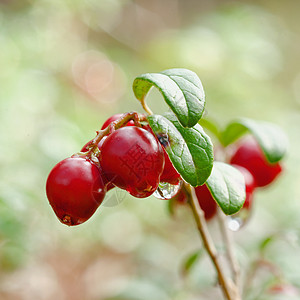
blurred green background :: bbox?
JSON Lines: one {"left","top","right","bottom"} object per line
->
{"left": 0, "top": 0, "right": 300, "bottom": 299}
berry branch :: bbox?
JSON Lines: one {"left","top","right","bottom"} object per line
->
{"left": 217, "top": 208, "right": 241, "bottom": 293}
{"left": 85, "top": 111, "right": 144, "bottom": 157}
{"left": 46, "top": 68, "right": 287, "bottom": 299}
{"left": 183, "top": 182, "right": 240, "bottom": 300}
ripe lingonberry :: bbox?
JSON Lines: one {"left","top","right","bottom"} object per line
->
{"left": 195, "top": 184, "right": 217, "bottom": 220}
{"left": 232, "top": 164, "right": 255, "bottom": 209}
{"left": 230, "top": 137, "right": 282, "bottom": 187}
{"left": 101, "top": 113, "right": 134, "bottom": 129}
{"left": 100, "top": 126, "right": 165, "bottom": 198}
{"left": 160, "top": 149, "right": 181, "bottom": 184}
{"left": 142, "top": 123, "right": 181, "bottom": 185}
{"left": 46, "top": 157, "right": 106, "bottom": 226}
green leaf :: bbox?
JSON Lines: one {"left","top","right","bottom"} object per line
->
{"left": 148, "top": 113, "right": 214, "bottom": 187}
{"left": 222, "top": 118, "right": 288, "bottom": 163}
{"left": 206, "top": 162, "right": 246, "bottom": 215}
{"left": 181, "top": 250, "right": 203, "bottom": 276}
{"left": 133, "top": 68, "right": 205, "bottom": 127}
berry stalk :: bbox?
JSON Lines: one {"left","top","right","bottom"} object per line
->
{"left": 85, "top": 111, "right": 145, "bottom": 157}
{"left": 140, "top": 95, "right": 153, "bottom": 115}
{"left": 183, "top": 182, "right": 240, "bottom": 300}
{"left": 217, "top": 208, "right": 241, "bottom": 294}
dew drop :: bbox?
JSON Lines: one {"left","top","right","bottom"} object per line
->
{"left": 153, "top": 181, "right": 182, "bottom": 200}
{"left": 228, "top": 208, "right": 252, "bottom": 231}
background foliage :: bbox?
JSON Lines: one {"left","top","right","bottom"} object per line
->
{"left": 0, "top": 0, "right": 300, "bottom": 299}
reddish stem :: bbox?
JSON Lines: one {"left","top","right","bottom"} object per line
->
{"left": 84, "top": 111, "right": 145, "bottom": 158}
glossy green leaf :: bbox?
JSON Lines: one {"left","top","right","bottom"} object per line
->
{"left": 206, "top": 162, "right": 246, "bottom": 215}
{"left": 148, "top": 113, "right": 213, "bottom": 187}
{"left": 222, "top": 118, "right": 288, "bottom": 163}
{"left": 133, "top": 68, "right": 205, "bottom": 127}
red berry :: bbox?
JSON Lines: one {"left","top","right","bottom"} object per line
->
{"left": 46, "top": 157, "right": 106, "bottom": 226}
{"left": 195, "top": 184, "right": 217, "bottom": 220}
{"left": 142, "top": 123, "right": 181, "bottom": 185}
{"left": 100, "top": 126, "right": 165, "bottom": 198}
{"left": 231, "top": 164, "right": 255, "bottom": 209}
{"left": 230, "top": 137, "right": 282, "bottom": 187}
{"left": 160, "top": 149, "right": 181, "bottom": 184}
{"left": 101, "top": 113, "right": 134, "bottom": 130}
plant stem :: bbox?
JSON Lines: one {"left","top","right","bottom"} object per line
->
{"left": 140, "top": 95, "right": 153, "bottom": 115}
{"left": 86, "top": 111, "right": 143, "bottom": 156}
{"left": 183, "top": 182, "right": 237, "bottom": 300}
{"left": 217, "top": 208, "right": 241, "bottom": 293}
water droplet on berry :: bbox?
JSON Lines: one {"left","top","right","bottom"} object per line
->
{"left": 153, "top": 181, "right": 182, "bottom": 200}
{"left": 228, "top": 208, "right": 252, "bottom": 231}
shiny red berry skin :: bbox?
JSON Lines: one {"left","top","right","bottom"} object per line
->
{"left": 230, "top": 137, "right": 282, "bottom": 187}
{"left": 160, "top": 149, "right": 181, "bottom": 184}
{"left": 195, "top": 184, "right": 217, "bottom": 220}
{"left": 231, "top": 164, "right": 255, "bottom": 209}
{"left": 46, "top": 157, "right": 106, "bottom": 226}
{"left": 142, "top": 123, "right": 181, "bottom": 185}
{"left": 100, "top": 126, "right": 165, "bottom": 198}
{"left": 101, "top": 113, "right": 134, "bottom": 130}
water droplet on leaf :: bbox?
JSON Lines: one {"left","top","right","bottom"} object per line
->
{"left": 153, "top": 181, "right": 182, "bottom": 200}
{"left": 228, "top": 208, "right": 252, "bottom": 231}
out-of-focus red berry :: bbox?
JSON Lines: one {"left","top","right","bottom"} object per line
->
{"left": 231, "top": 164, "right": 255, "bottom": 209}
{"left": 195, "top": 184, "right": 217, "bottom": 220}
{"left": 230, "top": 137, "right": 282, "bottom": 187}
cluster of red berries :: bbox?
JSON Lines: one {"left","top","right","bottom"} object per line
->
{"left": 46, "top": 111, "right": 283, "bottom": 226}
{"left": 173, "top": 136, "right": 283, "bottom": 221}
{"left": 46, "top": 113, "right": 181, "bottom": 226}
